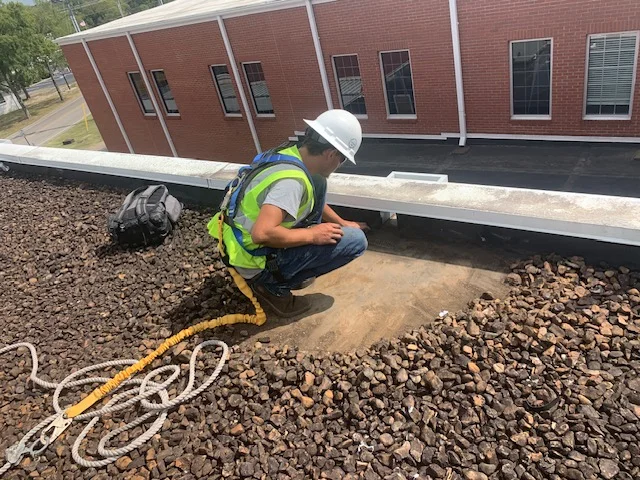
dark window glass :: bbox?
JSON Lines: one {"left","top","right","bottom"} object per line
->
{"left": 333, "top": 55, "right": 366, "bottom": 115}
{"left": 380, "top": 50, "right": 415, "bottom": 115}
{"left": 151, "top": 70, "right": 179, "bottom": 114}
{"left": 211, "top": 65, "right": 240, "bottom": 115}
{"left": 511, "top": 39, "right": 552, "bottom": 116}
{"left": 243, "top": 62, "right": 274, "bottom": 115}
{"left": 128, "top": 72, "right": 155, "bottom": 114}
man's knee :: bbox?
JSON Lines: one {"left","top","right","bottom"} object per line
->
{"left": 354, "top": 228, "right": 368, "bottom": 256}
{"left": 342, "top": 227, "right": 368, "bottom": 257}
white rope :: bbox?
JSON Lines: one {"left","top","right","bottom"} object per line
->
{"left": 0, "top": 340, "right": 228, "bottom": 473}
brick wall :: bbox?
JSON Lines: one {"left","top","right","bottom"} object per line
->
{"left": 223, "top": 7, "right": 327, "bottom": 151}
{"left": 117, "top": 23, "right": 256, "bottom": 163}
{"left": 314, "top": 0, "right": 459, "bottom": 135}
{"left": 62, "top": 0, "right": 640, "bottom": 162}
{"left": 89, "top": 36, "right": 173, "bottom": 156}
{"left": 458, "top": 0, "right": 640, "bottom": 136}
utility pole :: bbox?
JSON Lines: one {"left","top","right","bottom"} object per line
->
{"left": 64, "top": 0, "right": 81, "bottom": 33}
{"left": 46, "top": 60, "right": 64, "bottom": 102}
{"left": 50, "top": 0, "right": 80, "bottom": 33}
{"left": 117, "top": 0, "right": 124, "bottom": 18}
{"left": 19, "top": 130, "right": 32, "bottom": 146}
{"left": 61, "top": 70, "right": 71, "bottom": 90}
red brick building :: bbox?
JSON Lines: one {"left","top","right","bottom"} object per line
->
{"left": 58, "top": 0, "right": 640, "bottom": 163}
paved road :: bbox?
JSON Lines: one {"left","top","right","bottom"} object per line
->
{"left": 27, "top": 73, "right": 76, "bottom": 94}
{"left": 9, "top": 95, "right": 87, "bottom": 146}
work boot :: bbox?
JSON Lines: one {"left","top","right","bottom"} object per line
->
{"left": 290, "top": 277, "right": 316, "bottom": 291}
{"left": 251, "top": 284, "right": 312, "bottom": 318}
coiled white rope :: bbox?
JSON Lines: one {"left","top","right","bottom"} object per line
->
{"left": 0, "top": 340, "right": 228, "bottom": 475}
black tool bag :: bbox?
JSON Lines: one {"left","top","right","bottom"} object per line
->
{"left": 108, "top": 185, "right": 182, "bottom": 247}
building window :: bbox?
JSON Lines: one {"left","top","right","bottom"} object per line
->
{"left": 128, "top": 72, "right": 155, "bottom": 115}
{"left": 242, "top": 62, "right": 274, "bottom": 115}
{"left": 332, "top": 55, "right": 367, "bottom": 116}
{"left": 151, "top": 69, "right": 179, "bottom": 115}
{"left": 210, "top": 65, "right": 241, "bottom": 116}
{"left": 380, "top": 50, "right": 416, "bottom": 117}
{"left": 511, "top": 39, "right": 552, "bottom": 118}
{"left": 585, "top": 32, "right": 639, "bottom": 118}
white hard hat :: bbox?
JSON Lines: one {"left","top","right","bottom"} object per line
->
{"left": 303, "top": 109, "right": 362, "bottom": 164}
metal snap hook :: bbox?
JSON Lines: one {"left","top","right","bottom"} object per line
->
{"left": 28, "top": 437, "right": 49, "bottom": 458}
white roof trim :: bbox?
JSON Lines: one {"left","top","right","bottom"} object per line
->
{"left": 56, "top": 0, "right": 335, "bottom": 46}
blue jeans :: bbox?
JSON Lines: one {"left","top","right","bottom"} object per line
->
{"left": 251, "top": 173, "right": 367, "bottom": 296}
{"left": 251, "top": 226, "right": 368, "bottom": 296}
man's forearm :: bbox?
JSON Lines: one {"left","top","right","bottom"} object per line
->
{"left": 322, "top": 205, "right": 345, "bottom": 225}
{"left": 254, "top": 225, "right": 314, "bottom": 248}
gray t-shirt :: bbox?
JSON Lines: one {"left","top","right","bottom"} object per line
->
{"left": 263, "top": 179, "right": 304, "bottom": 222}
{"left": 235, "top": 178, "right": 307, "bottom": 279}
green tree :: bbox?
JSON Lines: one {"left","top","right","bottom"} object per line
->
{"left": 0, "top": 2, "right": 47, "bottom": 118}
{"left": 31, "top": 1, "right": 75, "bottom": 91}
{"left": 125, "top": 0, "right": 160, "bottom": 15}
{"left": 71, "top": 0, "right": 121, "bottom": 29}
{"left": 37, "top": 36, "right": 65, "bottom": 101}
{"left": 32, "top": 0, "right": 75, "bottom": 39}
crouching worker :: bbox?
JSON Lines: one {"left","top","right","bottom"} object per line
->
{"left": 208, "top": 109, "right": 369, "bottom": 318}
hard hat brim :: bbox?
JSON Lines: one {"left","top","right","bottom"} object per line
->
{"left": 303, "top": 119, "right": 357, "bottom": 164}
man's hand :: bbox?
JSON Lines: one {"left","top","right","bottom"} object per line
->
{"left": 340, "top": 220, "right": 371, "bottom": 231}
{"left": 309, "top": 223, "right": 344, "bottom": 245}
{"left": 322, "top": 205, "right": 371, "bottom": 232}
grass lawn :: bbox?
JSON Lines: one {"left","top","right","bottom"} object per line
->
{"left": 0, "top": 83, "right": 82, "bottom": 139}
{"left": 45, "top": 115, "right": 103, "bottom": 150}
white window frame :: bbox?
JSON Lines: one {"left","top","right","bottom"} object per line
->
{"left": 331, "top": 54, "right": 368, "bottom": 120}
{"left": 583, "top": 31, "right": 639, "bottom": 121}
{"left": 210, "top": 64, "right": 242, "bottom": 118}
{"left": 379, "top": 49, "right": 417, "bottom": 120}
{"left": 509, "top": 38, "right": 553, "bottom": 121}
{"left": 150, "top": 68, "right": 180, "bottom": 117}
{"left": 242, "top": 61, "right": 275, "bottom": 118}
{"left": 127, "top": 71, "right": 156, "bottom": 117}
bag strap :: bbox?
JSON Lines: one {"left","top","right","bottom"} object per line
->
{"left": 116, "top": 186, "right": 148, "bottom": 224}
{"left": 135, "top": 185, "right": 162, "bottom": 220}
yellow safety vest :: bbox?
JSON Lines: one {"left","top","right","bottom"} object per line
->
{"left": 207, "top": 146, "right": 314, "bottom": 271}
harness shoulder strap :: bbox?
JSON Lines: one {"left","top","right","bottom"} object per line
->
{"left": 227, "top": 153, "right": 310, "bottom": 220}
{"left": 222, "top": 151, "right": 315, "bottom": 258}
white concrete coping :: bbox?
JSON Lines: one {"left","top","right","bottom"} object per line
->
{"left": 2, "top": 144, "right": 640, "bottom": 247}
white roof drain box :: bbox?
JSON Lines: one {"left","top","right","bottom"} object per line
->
{"left": 381, "top": 171, "right": 449, "bottom": 223}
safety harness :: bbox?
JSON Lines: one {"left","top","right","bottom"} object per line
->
{"left": 218, "top": 149, "right": 315, "bottom": 281}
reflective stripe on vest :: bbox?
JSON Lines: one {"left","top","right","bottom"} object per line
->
{"left": 207, "top": 146, "right": 314, "bottom": 271}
